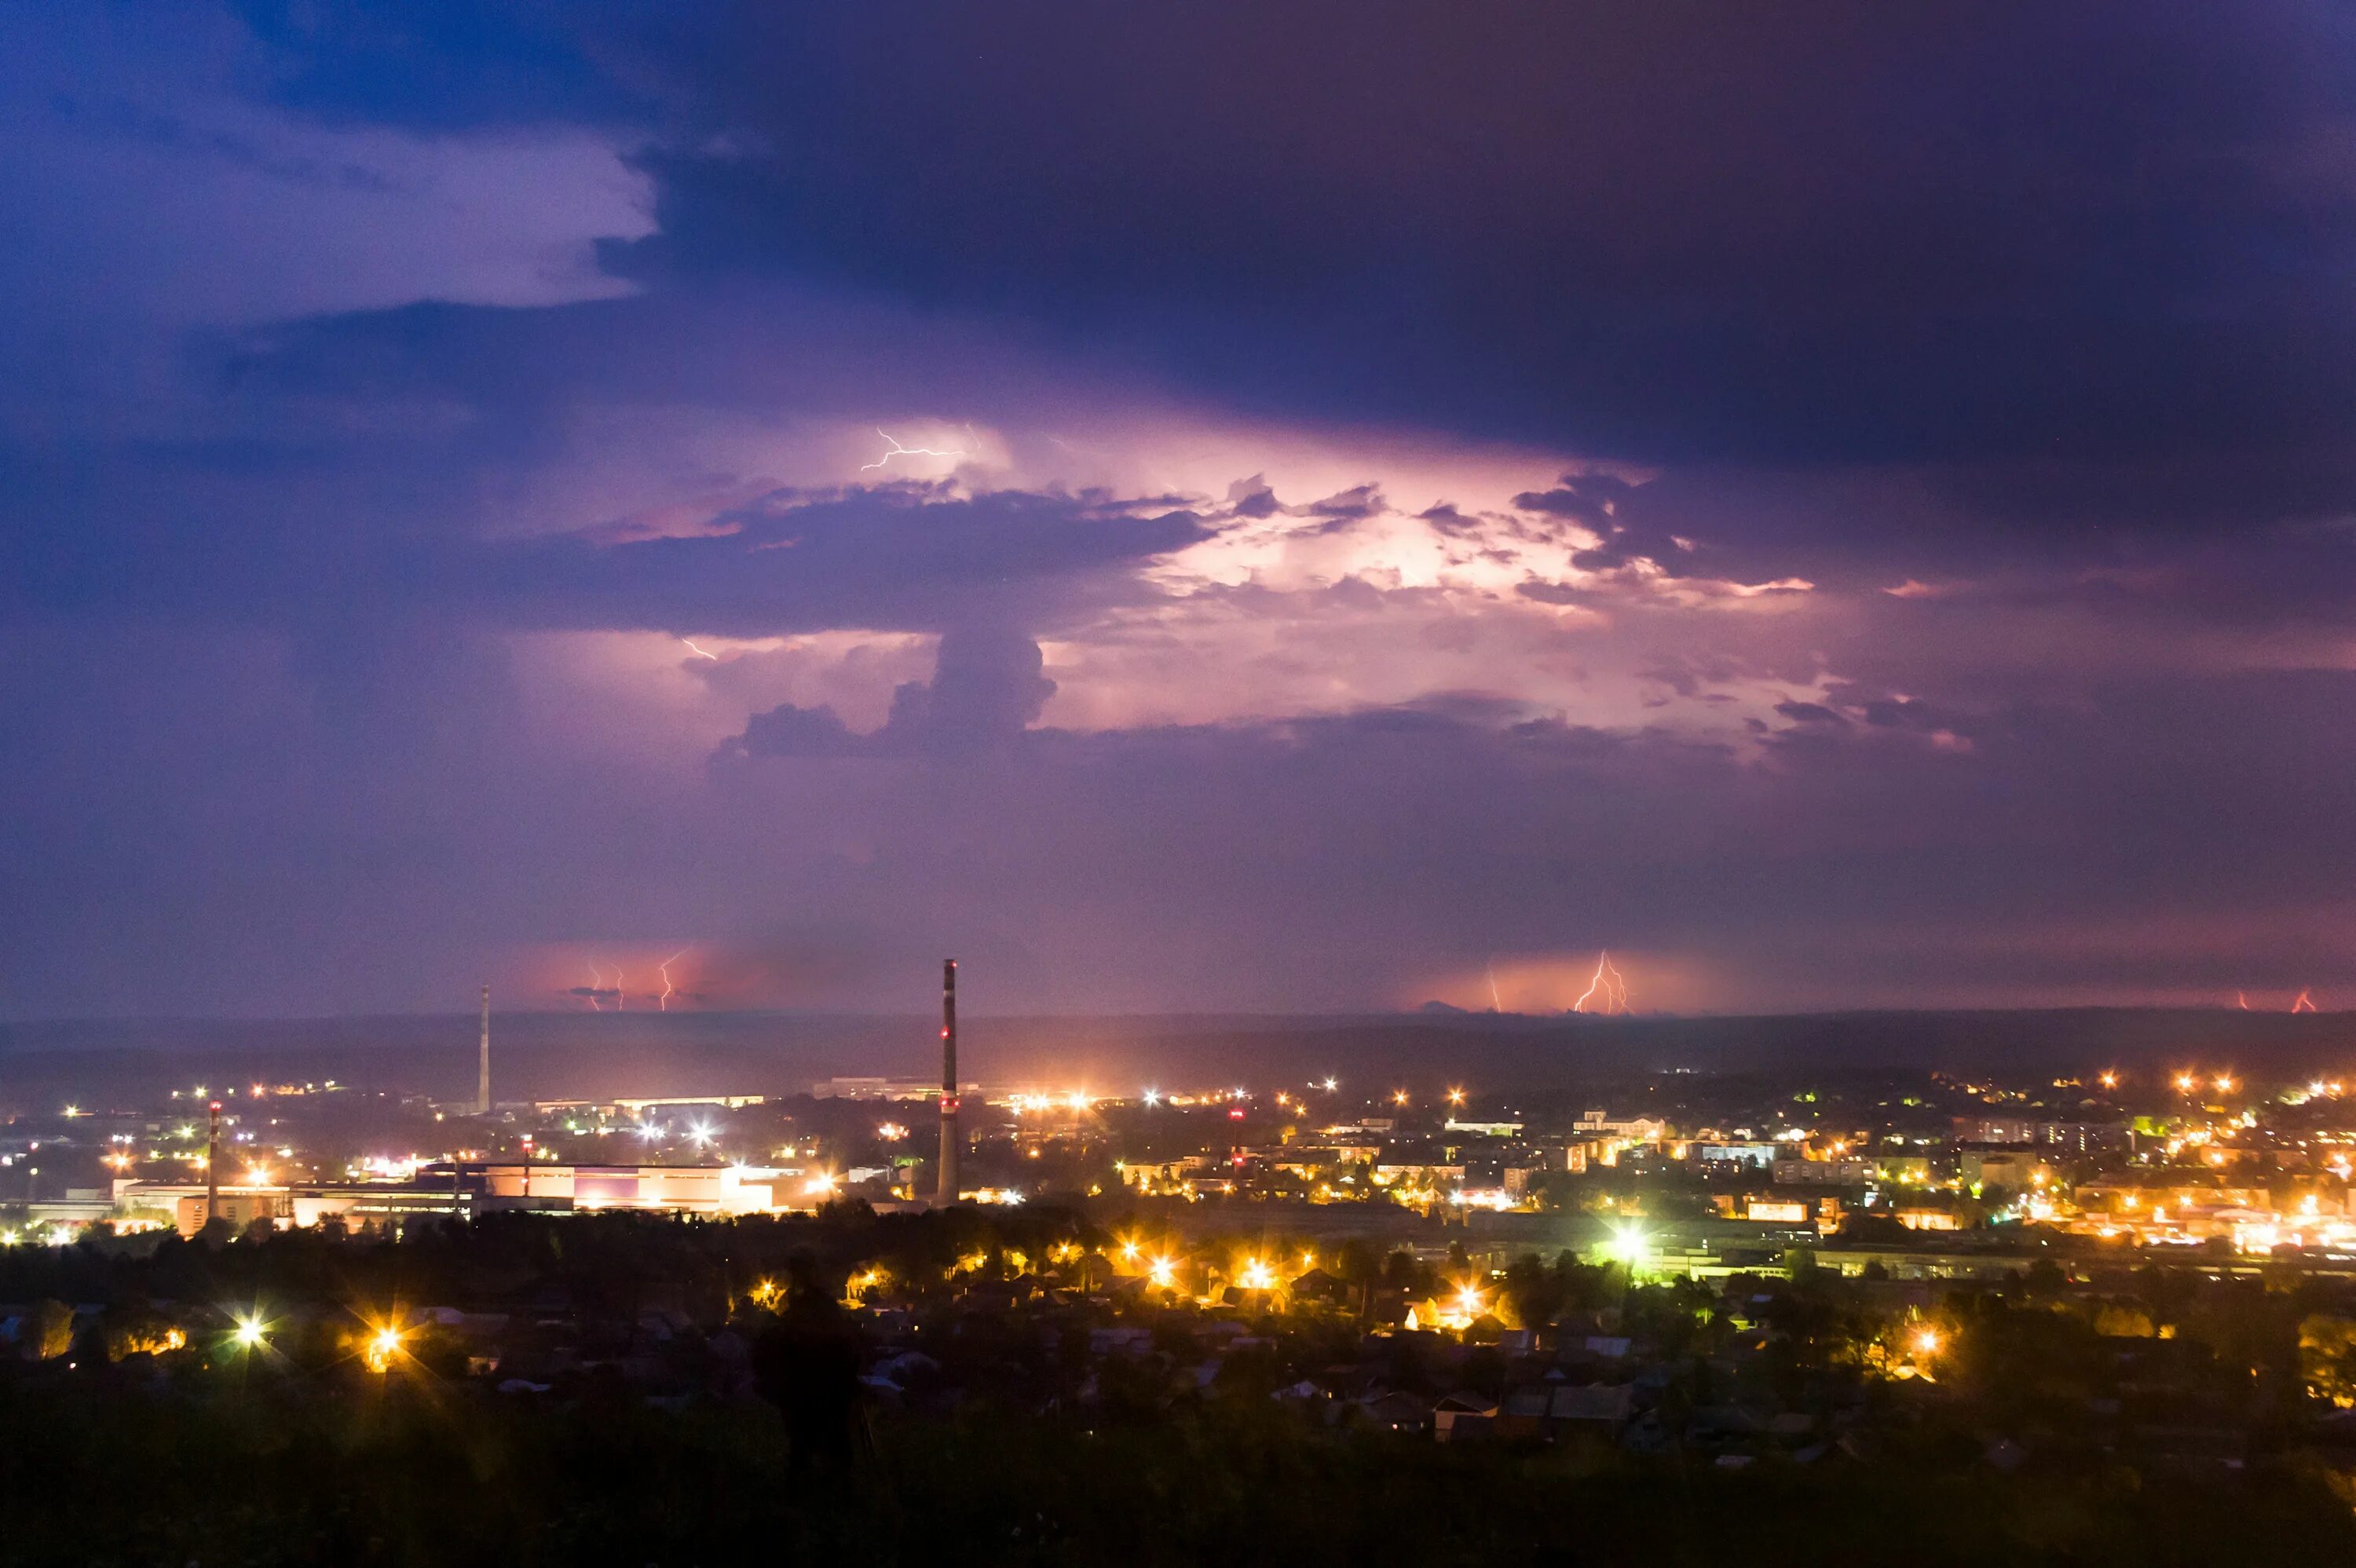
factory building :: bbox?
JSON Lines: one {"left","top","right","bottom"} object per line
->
{"left": 120, "top": 1160, "right": 833, "bottom": 1237}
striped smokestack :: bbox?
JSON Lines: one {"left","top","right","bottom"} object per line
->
{"left": 477, "top": 984, "right": 492, "bottom": 1115}
{"left": 203, "top": 1098, "right": 221, "bottom": 1234}
{"left": 936, "top": 958, "right": 959, "bottom": 1204}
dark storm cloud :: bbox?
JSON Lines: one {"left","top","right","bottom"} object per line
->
{"left": 737, "top": 627, "right": 1057, "bottom": 758}
{"left": 237, "top": 1, "right": 2356, "bottom": 501}
{"left": 1, "top": 369, "right": 1213, "bottom": 636}
{"left": 474, "top": 486, "right": 1209, "bottom": 638}
{"left": 5, "top": 2, "right": 2355, "bottom": 1021}
{"left": 695, "top": 658, "right": 2356, "bottom": 1011}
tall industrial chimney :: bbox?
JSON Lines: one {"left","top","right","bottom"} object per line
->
{"left": 936, "top": 958, "right": 960, "bottom": 1205}
{"left": 477, "top": 983, "right": 492, "bottom": 1115}
{"left": 203, "top": 1098, "right": 221, "bottom": 1234}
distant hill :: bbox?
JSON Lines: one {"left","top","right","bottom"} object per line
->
{"left": 2, "top": 1006, "right": 2351, "bottom": 1113}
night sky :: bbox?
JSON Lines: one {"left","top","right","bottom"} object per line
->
{"left": 5, "top": 3, "right": 2354, "bottom": 1018}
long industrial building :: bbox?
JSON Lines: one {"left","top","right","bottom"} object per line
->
{"left": 119, "top": 1160, "right": 835, "bottom": 1237}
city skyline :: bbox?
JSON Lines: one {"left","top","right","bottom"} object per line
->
{"left": 6, "top": 5, "right": 2356, "bottom": 1019}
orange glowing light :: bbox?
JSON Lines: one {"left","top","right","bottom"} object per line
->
{"left": 363, "top": 1323, "right": 405, "bottom": 1373}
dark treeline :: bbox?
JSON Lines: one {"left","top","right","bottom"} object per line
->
{"left": 8, "top": 1366, "right": 2356, "bottom": 1567}
{"left": 6, "top": 1208, "right": 2356, "bottom": 1566}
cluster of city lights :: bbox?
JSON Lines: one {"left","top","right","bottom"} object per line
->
{"left": 1009, "top": 1092, "right": 1095, "bottom": 1113}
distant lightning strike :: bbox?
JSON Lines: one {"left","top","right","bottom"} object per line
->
{"left": 584, "top": 963, "right": 605, "bottom": 1012}
{"left": 659, "top": 950, "right": 688, "bottom": 1012}
{"left": 1572, "top": 950, "right": 1630, "bottom": 1015}
{"left": 1486, "top": 959, "right": 1503, "bottom": 1014}
{"left": 2293, "top": 989, "right": 2319, "bottom": 1014}
{"left": 679, "top": 638, "right": 719, "bottom": 661}
{"left": 860, "top": 428, "right": 968, "bottom": 472}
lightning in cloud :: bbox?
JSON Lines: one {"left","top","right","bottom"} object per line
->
{"left": 680, "top": 638, "right": 719, "bottom": 661}
{"left": 860, "top": 428, "right": 968, "bottom": 472}
{"left": 659, "top": 950, "right": 688, "bottom": 1012}
{"left": 2292, "top": 989, "right": 2319, "bottom": 1014}
{"left": 1572, "top": 950, "right": 1630, "bottom": 1015}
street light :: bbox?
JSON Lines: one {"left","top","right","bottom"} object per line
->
{"left": 364, "top": 1322, "right": 405, "bottom": 1374}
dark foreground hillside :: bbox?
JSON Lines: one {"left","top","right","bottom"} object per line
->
{"left": 5, "top": 1378, "right": 2354, "bottom": 1568}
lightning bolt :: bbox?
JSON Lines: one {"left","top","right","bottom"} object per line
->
{"left": 680, "top": 638, "right": 720, "bottom": 661}
{"left": 584, "top": 962, "right": 605, "bottom": 1012}
{"left": 658, "top": 950, "right": 687, "bottom": 1012}
{"left": 1572, "top": 950, "right": 1630, "bottom": 1015}
{"left": 613, "top": 967, "right": 625, "bottom": 1011}
{"left": 1486, "top": 959, "right": 1503, "bottom": 1014}
{"left": 2292, "top": 989, "right": 2318, "bottom": 1014}
{"left": 2237, "top": 991, "right": 2250, "bottom": 1010}
{"left": 860, "top": 428, "right": 968, "bottom": 472}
